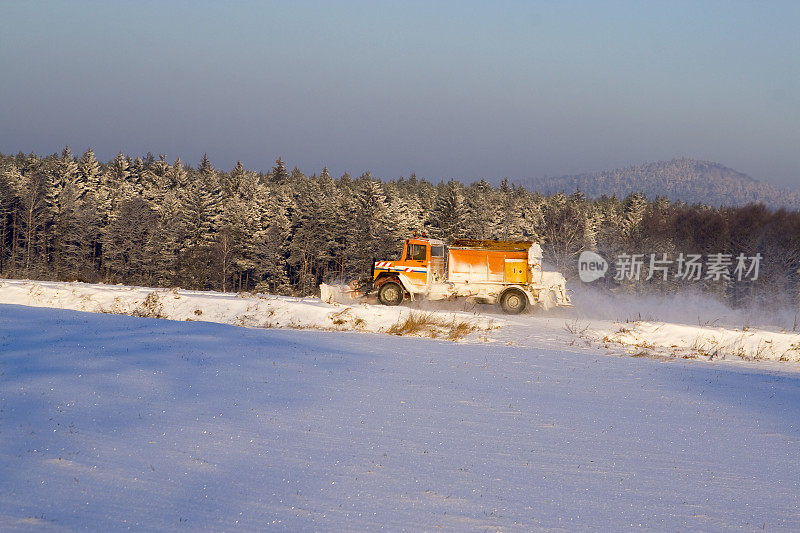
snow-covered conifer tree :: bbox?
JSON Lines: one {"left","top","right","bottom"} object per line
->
{"left": 428, "top": 179, "right": 465, "bottom": 243}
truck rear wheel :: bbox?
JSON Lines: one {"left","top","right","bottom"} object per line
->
{"left": 378, "top": 281, "right": 404, "bottom": 306}
{"left": 500, "top": 288, "right": 527, "bottom": 314}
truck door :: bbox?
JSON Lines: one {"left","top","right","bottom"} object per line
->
{"left": 403, "top": 242, "right": 429, "bottom": 288}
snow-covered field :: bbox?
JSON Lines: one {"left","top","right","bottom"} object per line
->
{"left": 2, "top": 303, "right": 800, "bottom": 530}
{"left": 2, "top": 279, "right": 800, "bottom": 530}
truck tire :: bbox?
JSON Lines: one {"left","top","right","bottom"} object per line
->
{"left": 378, "top": 281, "right": 404, "bottom": 306}
{"left": 500, "top": 288, "right": 527, "bottom": 314}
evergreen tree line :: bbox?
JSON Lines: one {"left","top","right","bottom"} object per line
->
{"left": 1, "top": 148, "right": 798, "bottom": 307}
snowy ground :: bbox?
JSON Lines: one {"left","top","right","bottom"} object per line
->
{"left": 2, "top": 303, "right": 800, "bottom": 530}
{"left": 2, "top": 279, "right": 800, "bottom": 529}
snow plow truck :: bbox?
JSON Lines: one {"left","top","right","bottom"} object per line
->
{"left": 325, "top": 235, "right": 571, "bottom": 314}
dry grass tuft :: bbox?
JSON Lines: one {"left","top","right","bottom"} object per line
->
{"left": 131, "top": 291, "right": 166, "bottom": 319}
{"left": 389, "top": 312, "right": 450, "bottom": 336}
{"left": 328, "top": 308, "right": 366, "bottom": 329}
{"left": 387, "top": 311, "right": 477, "bottom": 341}
{"left": 98, "top": 296, "right": 127, "bottom": 315}
{"left": 564, "top": 319, "right": 589, "bottom": 336}
{"left": 447, "top": 320, "right": 478, "bottom": 341}
{"left": 387, "top": 312, "right": 444, "bottom": 336}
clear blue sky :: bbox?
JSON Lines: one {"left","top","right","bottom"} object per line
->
{"left": 1, "top": 1, "right": 798, "bottom": 187}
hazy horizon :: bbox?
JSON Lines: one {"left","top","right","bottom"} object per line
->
{"left": 2, "top": 1, "right": 798, "bottom": 188}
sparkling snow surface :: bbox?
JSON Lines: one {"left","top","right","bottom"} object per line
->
{"left": 1, "top": 302, "right": 800, "bottom": 530}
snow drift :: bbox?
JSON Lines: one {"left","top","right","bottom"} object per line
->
{"left": 0, "top": 279, "right": 496, "bottom": 340}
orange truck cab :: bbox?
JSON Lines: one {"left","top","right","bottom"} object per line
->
{"left": 373, "top": 237, "right": 446, "bottom": 296}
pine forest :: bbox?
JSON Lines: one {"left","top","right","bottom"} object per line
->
{"left": 1, "top": 148, "right": 798, "bottom": 308}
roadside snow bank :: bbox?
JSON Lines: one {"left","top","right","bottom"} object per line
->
{"left": 0, "top": 279, "right": 496, "bottom": 340}
{"left": 4, "top": 278, "right": 800, "bottom": 365}
{"left": 564, "top": 286, "right": 800, "bottom": 362}
{"left": 593, "top": 320, "right": 800, "bottom": 362}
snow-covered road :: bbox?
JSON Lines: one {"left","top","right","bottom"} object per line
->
{"left": 2, "top": 304, "right": 799, "bottom": 530}
{"left": 3, "top": 279, "right": 800, "bottom": 367}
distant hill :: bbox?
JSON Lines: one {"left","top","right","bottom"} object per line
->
{"left": 523, "top": 158, "right": 800, "bottom": 209}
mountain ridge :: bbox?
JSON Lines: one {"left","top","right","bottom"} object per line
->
{"left": 522, "top": 158, "right": 800, "bottom": 209}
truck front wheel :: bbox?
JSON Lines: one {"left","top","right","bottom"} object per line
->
{"left": 378, "top": 281, "right": 404, "bottom": 306}
{"left": 500, "top": 289, "right": 527, "bottom": 314}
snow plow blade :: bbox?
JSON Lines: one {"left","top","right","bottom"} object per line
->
{"left": 320, "top": 281, "right": 373, "bottom": 304}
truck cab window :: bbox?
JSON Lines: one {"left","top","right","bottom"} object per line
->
{"left": 407, "top": 243, "right": 427, "bottom": 261}
{"left": 431, "top": 246, "right": 444, "bottom": 258}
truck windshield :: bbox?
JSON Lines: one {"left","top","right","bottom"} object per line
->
{"left": 407, "top": 243, "right": 427, "bottom": 261}
{"left": 431, "top": 246, "right": 444, "bottom": 257}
